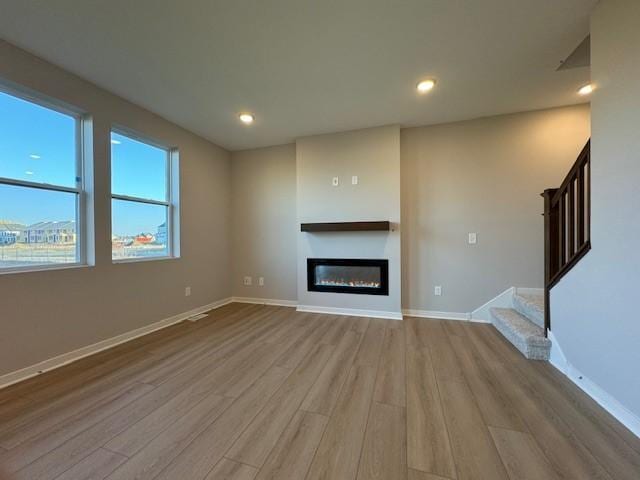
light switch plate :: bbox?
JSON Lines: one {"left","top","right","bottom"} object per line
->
{"left": 434, "top": 286, "right": 442, "bottom": 296}
{"left": 468, "top": 233, "right": 477, "bottom": 244}
{"left": 352, "top": 175, "right": 358, "bottom": 185}
{"left": 332, "top": 176, "right": 339, "bottom": 186}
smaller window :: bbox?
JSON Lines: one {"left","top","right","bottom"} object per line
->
{"left": 110, "top": 129, "right": 179, "bottom": 262}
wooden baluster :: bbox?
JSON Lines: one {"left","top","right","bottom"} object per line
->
{"left": 577, "top": 165, "right": 585, "bottom": 246}
{"left": 559, "top": 192, "right": 566, "bottom": 267}
{"left": 568, "top": 180, "right": 576, "bottom": 258}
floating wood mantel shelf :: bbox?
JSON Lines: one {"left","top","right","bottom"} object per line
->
{"left": 300, "top": 221, "right": 391, "bottom": 232}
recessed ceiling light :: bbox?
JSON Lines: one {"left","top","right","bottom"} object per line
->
{"left": 239, "top": 113, "right": 255, "bottom": 125}
{"left": 25, "top": 170, "right": 34, "bottom": 175}
{"left": 111, "top": 139, "right": 121, "bottom": 145}
{"left": 416, "top": 79, "right": 436, "bottom": 93}
{"left": 578, "top": 83, "right": 594, "bottom": 95}
{"left": 29, "top": 154, "right": 41, "bottom": 159}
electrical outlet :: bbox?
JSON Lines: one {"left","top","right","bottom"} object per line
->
{"left": 184, "top": 286, "right": 191, "bottom": 297}
{"left": 468, "top": 233, "right": 477, "bottom": 244}
{"left": 243, "top": 276, "right": 252, "bottom": 286}
{"left": 258, "top": 277, "right": 265, "bottom": 286}
{"left": 332, "top": 176, "right": 339, "bottom": 186}
{"left": 434, "top": 285, "right": 442, "bottom": 296}
{"left": 351, "top": 175, "right": 358, "bottom": 185}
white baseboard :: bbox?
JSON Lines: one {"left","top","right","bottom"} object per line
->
{"left": 232, "top": 296, "right": 297, "bottom": 307}
{"left": 0, "top": 297, "right": 233, "bottom": 391}
{"left": 402, "top": 309, "right": 475, "bottom": 322}
{"left": 471, "top": 287, "right": 515, "bottom": 322}
{"left": 297, "top": 304, "right": 403, "bottom": 321}
{"left": 548, "top": 330, "right": 640, "bottom": 439}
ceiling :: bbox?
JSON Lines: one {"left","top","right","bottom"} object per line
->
{"left": 0, "top": 0, "right": 596, "bottom": 151}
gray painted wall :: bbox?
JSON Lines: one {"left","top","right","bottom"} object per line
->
{"left": 0, "top": 41, "right": 232, "bottom": 377}
{"left": 231, "top": 144, "right": 297, "bottom": 301}
{"left": 551, "top": 0, "right": 640, "bottom": 419}
{"left": 230, "top": 107, "right": 590, "bottom": 315}
{"left": 402, "top": 105, "right": 591, "bottom": 313}
{"left": 296, "top": 126, "right": 402, "bottom": 315}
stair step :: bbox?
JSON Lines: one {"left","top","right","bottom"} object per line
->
{"left": 490, "top": 307, "right": 550, "bottom": 360}
{"left": 513, "top": 292, "right": 544, "bottom": 328}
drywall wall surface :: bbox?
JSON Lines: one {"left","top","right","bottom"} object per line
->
{"left": 551, "top": 0, "right": 640, "bottom": 420}
{"left": 0, "top": 40, "right": 232, "bottom": 376}
{"left": 231, "top": 144, "right": 297, "bottom": 301}
{"left": 402, "top": 104, "right": 590, "bottom": 312}
{"left": 296, "top": 125, "right": 401, "bottom": 315}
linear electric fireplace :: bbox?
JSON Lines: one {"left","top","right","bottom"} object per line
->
{"left": 307, "top": 258, "right": 389, "bottom": 295}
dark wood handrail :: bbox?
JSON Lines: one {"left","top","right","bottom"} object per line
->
{"left": 542, "top": 140, "right": 591, "bottom": 336}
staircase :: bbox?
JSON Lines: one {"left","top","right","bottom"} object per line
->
{"left": 490, "top": 291, "right": 551, "bottom": 360}
{"left": 487, "top": 140, "right": 591, "bottom": 362}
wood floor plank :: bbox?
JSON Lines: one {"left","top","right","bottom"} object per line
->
{"left": 356, "top": 402, "right": 406, "bottom": 480}
{"left": 533, "top": 362, "right": 640, "bottom": 455}
{"left": 417, "top": 321, "right": 466, "bottom": 383}
{"left": 489, "top": 427, "right": 560, "bottom": 480}
{"left": 275, "top": 320, "right": 333, "bottom": 369}
{"left": 227, "top": 343, "right": 334, "bottom": 467}
{"left": 254, "top": 411, "right": 329, "bottom": 480}
{"left": 408, "top": 468, "right": 453, "bottom": 480}
{"left": 1, "top": 307, "right": 637, "bottom": 480}
{"left": 478, "top": 325, "right": 640, "bottom": 480}
{"left": 7, "top": 332, "right": 278, "bottom": 480}
{"left": 0, "top": 382, "right": 154, "bottom": 475}
{"left": 438, "top": 378, "right": 509, "bottom": 480}
{"left": 374, "top": 326, "right": 406, "bottom": 407}
{"left": 205, "top": 459, "right": 258, "bottom": 480}
{"left": 0, "top": 354, "right": 160, "bottom": 449}
{"left": 354, "top": 319, "right": 385, "bottom": 367}
{"left": 54, "top": 448, "right": 128, "bottom": 480}
{"left": 105, "top": 366, "right": 228, "bottom": 456}
{"left": 447, "top": 333, "right": 527, "bottom": 432}
{"left": 153, "top": 366, "right": 291, "bottom": 480}
{"left": 104, "top": 393, "right": 233, "bottom": 480}
{"left": 300, "top": 331, "right": 362, "bottom": 416}
{"left": 319, "top": 316, "right": 351, "bottom": 345}
{"left": 306, "top": 365, "right": 377, "bottom": 480}
{"left": 466, "top": 326, "right": 614, "bottom": 480}
{"left": 406, "top": 346, "right": 456, "bottom": 478}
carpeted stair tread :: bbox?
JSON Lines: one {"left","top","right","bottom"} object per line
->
{"left": 513, "top": 292, "right": 545, "bottom": 328}
{"left": 490, "top": 307, "right": 550, "bottom": 360}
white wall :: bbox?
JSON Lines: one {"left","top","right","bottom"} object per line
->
{"left": 296, "top": 126, "right": 402, "bottom": 317}
{"left": 402, "top": 105, "right": 590, "bottom": 313}
{"left": 231, "top": 144, "right": 297, "bottom": 302}
{"left": 550, "top": 0, "right": 640, "bottom": 422}
{"left": 0, "top": 41, "right": 232, "bottom": 377}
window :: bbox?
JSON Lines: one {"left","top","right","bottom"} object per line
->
{"left": 110, "top": 129, "right": 179, "bottom": 261}
{"left": 0, "top": 87, "right": 86, "bottom": 272}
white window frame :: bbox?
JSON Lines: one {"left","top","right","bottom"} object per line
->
{"left": 110, "top": 126, "right": 180, "bottom": 264}
{"left": 0, "top": 81, "right": 91, "bottom": 275}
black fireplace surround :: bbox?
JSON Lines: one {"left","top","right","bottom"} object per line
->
{"left": 307, "top": 258, "right": 389, "bottom": 296}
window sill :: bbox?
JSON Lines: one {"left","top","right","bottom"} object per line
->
{"left": 0, "top": 263, "right": 91, "bottom": 276}
{"left": 112, "top": 255, "right": 179, "bottom": 265}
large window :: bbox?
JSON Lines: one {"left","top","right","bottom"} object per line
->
{"left": 0, "top": 88, "right": 85, "bottom": 272}
{"left": 111, "top": 129, "right": 179, "bottom": 261}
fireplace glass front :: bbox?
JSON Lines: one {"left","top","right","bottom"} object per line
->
{"left": 307, "top": 258, "right": 389, "bottom": 295}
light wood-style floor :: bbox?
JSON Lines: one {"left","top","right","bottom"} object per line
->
{"left": 0, "top": 303, "right": 639, "bottom": 480}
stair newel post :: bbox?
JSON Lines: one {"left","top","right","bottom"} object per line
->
{"left": 542, "top": 188, "right": 559, "bottom": 337}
